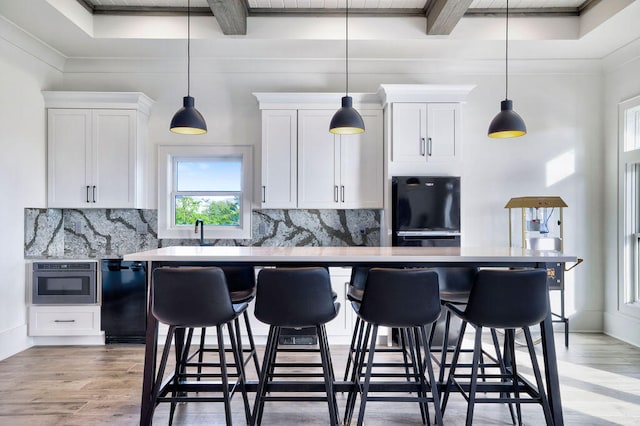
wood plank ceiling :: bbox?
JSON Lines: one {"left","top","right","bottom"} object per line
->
{"left": 76, "top": 0, "right": 598, "bottom": 36}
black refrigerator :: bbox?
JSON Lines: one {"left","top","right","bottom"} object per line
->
{"left": 101, "top": 259, "right": 147, "bottom": 344}
{"left": 392, "top": 176, "right": 461, "bottom": 247}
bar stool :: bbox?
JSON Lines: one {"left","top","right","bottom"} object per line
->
{"left": 441, "top": 269, "right": 553, "bottom": 426}
{"left": 344, "top": 268, "right": 443, "bottom": 426}
{"left": 252, "top": 267, "right": 341, "bottom": 426}
{"left": 182, "top": 266, "right": 261, "bottom": 380}
{"left": 151, "top": 267, "right": 251, "bottom": 425}
{"left": 343, "top": 266, "right": 411, "bottom": 383}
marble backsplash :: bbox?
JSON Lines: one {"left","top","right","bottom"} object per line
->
{"left": 24, "top": 208, "right": 381, "bottom": 258}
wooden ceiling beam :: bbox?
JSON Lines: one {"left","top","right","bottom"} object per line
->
{"left": 206, "top": 0, "right": 247, "bottom": 35}
{"left": 426, "top": 0, "right": 474, "bottom": 35}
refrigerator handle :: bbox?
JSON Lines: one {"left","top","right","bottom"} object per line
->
{"left": 420, "top": 138, "right": 426, "bottom": 156}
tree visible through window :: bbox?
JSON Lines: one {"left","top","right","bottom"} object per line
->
{"left": 173, "top": 159, "right": 242, "bottom": 226}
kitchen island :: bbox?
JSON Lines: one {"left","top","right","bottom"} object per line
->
{"left": 124, "top": 245, "right": 576, "bottom": 426}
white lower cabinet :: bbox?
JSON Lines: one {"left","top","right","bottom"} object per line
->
{"left": 28, "top": 305, "right": 102, "bottom": 336}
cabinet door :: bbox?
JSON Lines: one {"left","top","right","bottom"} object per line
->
{"left": 260, "top": 110, "right": 297, "bottom": 208}
{"left": 92, "top": 110, "right": 137, "bottom": 208}
{"left": 391, "top": 103, "right": 427, "bottom": 163}
{"left": 47, "top": 109, "right": 92, "bottom": 208}
{"left": 339, "top": 110, "right": 383, "bottom": 209}
{"left": 324, "top": 267, "right": 354, "bottom": 343}
{"left": 426, "top": 103, "right": 459, "bottom": 162}
{"left": 297, "top": 110, "right": 338, "bottom": 209}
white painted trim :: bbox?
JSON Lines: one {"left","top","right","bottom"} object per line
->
{"left": 377, "top": 84, "right": 476, "bottom": 105}
{"left": 0, "top": 324, "right": 32, "bottom": 361}
{"left": 253, "top": 92, "right": 382, "bottom": 110}
{"left": 617, "top": 94, "right": 640, "bottom": 320}
{"left": 604, "top": 311, "right": 640, "bottom": 347}
{"left": 157, "top": 145, "right": 254, "bottom": 240}
{"left": 42, "top": 91, "right": 154, "bottom": 115}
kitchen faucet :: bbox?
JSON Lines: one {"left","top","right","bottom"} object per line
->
{"left": 194, "top": 219, "right": 208, "bottom": 246}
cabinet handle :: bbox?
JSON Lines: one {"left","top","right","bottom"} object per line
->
{"left": 261, "top": 186, "right": 266, "bottom": 203}
{"left": 420, "top": 138, "right": 426, "bottom": 156}
{"left": 334, "top": 186, "right": 339, "bottom": 203}
{"left": 92, "top": 185, "right": 97, "bottom": 203}
{"left": 427, "top": 137, "right": 433, "bottom": 156}
{"left": 341, "top": 185, "right": 345, "bottom": 203}
{"left": 54, "top": 319, "right": 76, "bottom": 323}
{"left": 86, "top": 186, "right": 90, "bottom": 203}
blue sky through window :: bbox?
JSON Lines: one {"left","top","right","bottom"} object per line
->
{"left": 177, "top": 159, "right": 242, "bottom": 192}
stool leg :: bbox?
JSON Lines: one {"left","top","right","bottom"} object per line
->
{"left": 317, "top": 324, "right": 338, "bottom": 426}
{"left": 441, "top": 319, "right": 467, "bottom": 416}
{"left": 410, "top": 327, "right": 429, "bottom": 425}
{"left": 228, "top": 321, "right": 252, "bottom": 424}
{"left": 465, "top": 325, "right": 483, "bottom": 426}
{"left": 252, "top": 325, "right": 279, "bottom": 426}
{"left": 490, "top": 328, "right": 517, "bottom": 424}
{"left": 439, "top": 308, "right": 453, "bottom": 384}
{"left": 344, "top": 316, "right": 370, "bottom": 426}
{"left": 242, "top": 310, "right": 261, "bottom": 377}
{"left": 405, "top": 327, "right": 428, "bottom": 424}
{"left": 357, "top": 323, "right": 379, "bottom": 426}
{"left": 523, "top": 326, "right": 554, "bottom": 426}
{"left": 344, "top": 316, "right": 362, "bottom": 381}
{"left": 419, "top": 324, "right": 443, "bottom": 426}
{"left": 197, "top": 327, "right": 206, "bottom": 380}
{"left": 153, "top": 326, "right": 175, "bottom": 420}
{"left": 215, "top": 324, "right": 233, "bottom": 426}
{"left": 505, "top": 329, "right": 523, "bottom": 426}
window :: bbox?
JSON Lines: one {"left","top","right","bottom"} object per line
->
{"left": 619, "top": 96, "right": 640, "bottom": 315}
{"left": 158, "top": 145, "right": 253, "bottom": 240}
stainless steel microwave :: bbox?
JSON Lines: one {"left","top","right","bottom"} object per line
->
{"left": 31, "top": 261, "right": 97, "bottom": 304}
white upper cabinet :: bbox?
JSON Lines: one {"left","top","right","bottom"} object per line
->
{"left": 44, "top": 92, "right": 153, "bottom": 209}
{"left": 297, "top": 109, "right": 383, "bottom": 209}
{"left": 378, "top": 84, "right": 475, "bottom": 175}
{"left": 254, "top": 92, "right": 383, "bottom": 210}
{"left": 391, "top": 103, "right": 459, "bottom": 164}
{"left": 259, "top": 109, "right": 298, "bottom": 209}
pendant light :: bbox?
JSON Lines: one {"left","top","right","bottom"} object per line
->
{"left": 170, "top": 0, "right": 207, "bottom": 135}
{"left": 329, "top": 0, "right": 365, "bottom": 135}
{"left": 488, "top": 0, "right": 526, "bottom": 138}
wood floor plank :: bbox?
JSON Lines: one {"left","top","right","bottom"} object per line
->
{"left": 0, "top": 333, "right": 639, "bottom": 425}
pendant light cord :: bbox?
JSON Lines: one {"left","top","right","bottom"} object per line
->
{"left": 505, "top": 0, "right": 509, "bottom": 100}
{"left": 345, "top": 0, "right": 349, "bottom": 97}
{"left": 187, "top": 0, "right": 191, "bottom": 97}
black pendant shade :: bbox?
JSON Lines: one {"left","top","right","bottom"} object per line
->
{"left": 170, "top": 96, "right": 207, "bottom": 135}
{"left": 329, "top": 1, "right": 365, "bottom": 135}
{"left": 170, "top": 0, "right": 207, "bottom": 135}
{"left": 488, "top": 99, "right": 526, "bottom": 138}
{"left": 330, "top": 96, "right": 365, "bottom": 135}
{"left": 488, "top": 0, "right": 526, "bottom": 139}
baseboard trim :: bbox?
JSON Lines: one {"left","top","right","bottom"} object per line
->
{"left": 0, "top": 324, "right": 32, "bottom": 361}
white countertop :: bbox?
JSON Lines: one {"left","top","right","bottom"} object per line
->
{"left": 123, "top": 246, "right": 576, "bottom": 264}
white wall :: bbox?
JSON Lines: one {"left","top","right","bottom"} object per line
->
{"left": 0, "top": 19, "right": 63, "bottom": 359}
{"left": 603, "top": 38, "right": 640, "bottom": 347}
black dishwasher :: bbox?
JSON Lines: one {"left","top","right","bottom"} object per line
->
{"left": 101, "top": 259, "right": 147, "bottom": 344}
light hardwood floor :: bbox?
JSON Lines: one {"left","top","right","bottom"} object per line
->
{"left": 0, "top": 333, "right": 639, "bottom": 425}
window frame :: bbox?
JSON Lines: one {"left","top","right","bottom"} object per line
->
{"left": 158, "top": 145, "right": 253, "bottom": 240}
{"left": 618, "top": 95, "right": 640, "bottom": 318}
